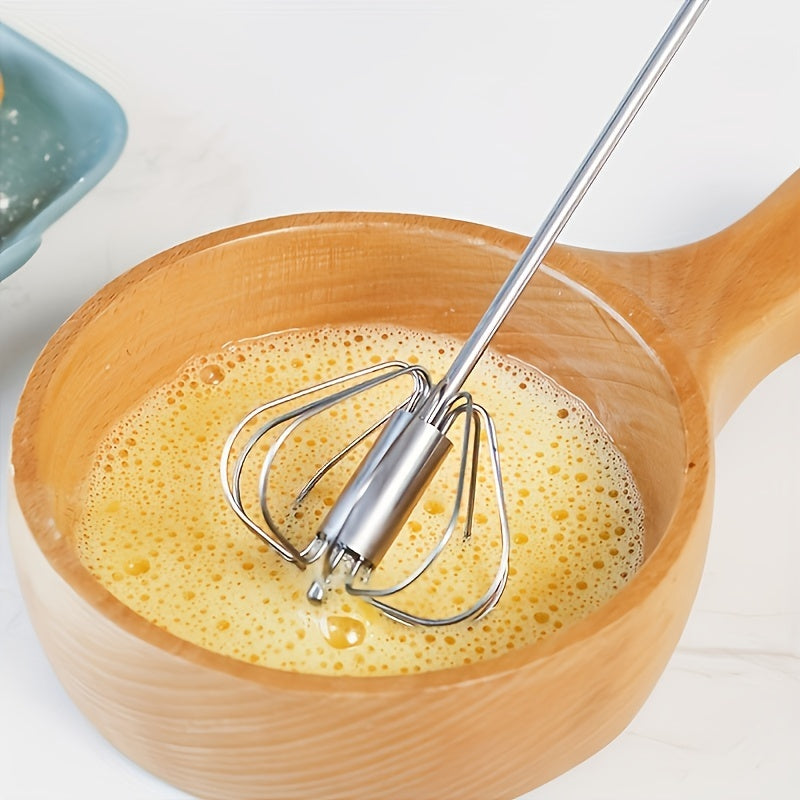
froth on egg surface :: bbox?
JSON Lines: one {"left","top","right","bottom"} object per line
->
{"left": 75, "top": 324, "right": 643, "bottom": 676}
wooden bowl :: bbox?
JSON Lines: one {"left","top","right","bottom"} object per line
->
{"left": 9, "top": 173, "right": 800, "bottom": 799}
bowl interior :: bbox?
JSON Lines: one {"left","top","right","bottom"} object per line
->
{"left": 14, "top": 215, "right": 687, "bottom": 610}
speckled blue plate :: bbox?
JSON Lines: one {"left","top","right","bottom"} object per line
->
{"left": 0, "top": 24, "right": 127, "bottom": 279}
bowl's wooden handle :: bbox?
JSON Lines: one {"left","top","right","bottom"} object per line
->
{"left": 555, "top": 171, "right": 800, "bottom": 433}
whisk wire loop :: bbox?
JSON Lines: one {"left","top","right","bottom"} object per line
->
{"left": 346, "top": 392, "right": 478, "bottom": 600}
{"left": 358, "top": 401, "right": 511, "bottom": 627}
{"left": 220, "top": 361, "right": 431, "bottom": 566}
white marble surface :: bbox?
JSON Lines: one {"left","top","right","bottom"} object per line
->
{"left": 1, "top": 1, "right": 798, "bottom": 797}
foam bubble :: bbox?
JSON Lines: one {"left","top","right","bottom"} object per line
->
{"left": 75, "top": 325, "right": 644, "bottom": 676}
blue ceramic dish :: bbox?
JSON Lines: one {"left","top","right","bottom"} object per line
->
{"left": 0, "top": 24, "right": 127, "bottom": 279}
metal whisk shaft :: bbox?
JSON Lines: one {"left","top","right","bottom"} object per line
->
{"left": 222, "top": 0, "right": 708, "bottom": 626}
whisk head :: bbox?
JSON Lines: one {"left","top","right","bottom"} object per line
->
{"left": 221, "top": 360, "right": 511, "bottom": 627}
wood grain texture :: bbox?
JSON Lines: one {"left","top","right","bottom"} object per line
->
{"left": 9, "top": 173, "right": 800, "bottom": 799}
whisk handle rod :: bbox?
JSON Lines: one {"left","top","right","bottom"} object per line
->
{"left": 429, "top": 0, "right": 708, "bottom": 420}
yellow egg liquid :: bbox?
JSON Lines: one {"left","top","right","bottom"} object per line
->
{"left": 75, "top": 325, "right": 643, "bottom": 676}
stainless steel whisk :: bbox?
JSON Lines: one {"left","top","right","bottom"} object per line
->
{"left": 221, "top": 0, "right": 708, "bottom": 627}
